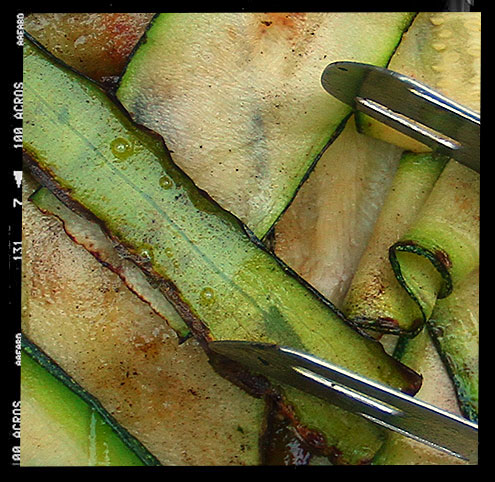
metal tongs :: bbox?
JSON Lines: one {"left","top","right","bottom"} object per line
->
{"left": 209, "top": 341, "right": 478, "bottom": 463}
{"left": 321, "top": 61, "right": 480, "bottom": 173}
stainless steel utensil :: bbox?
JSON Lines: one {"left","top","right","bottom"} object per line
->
{"left": 321, "top": 61, "right": 480, "bottom": 173}
{"left": 209, "top": 340, "right": 478, "bottom": 463}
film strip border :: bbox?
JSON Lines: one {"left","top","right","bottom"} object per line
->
{"left": 7, "top": 10, "right": 24, "bottom": 468}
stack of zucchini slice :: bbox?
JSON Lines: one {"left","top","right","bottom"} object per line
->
{"left": 21, "top": 12, "right": 479, "bottom": 466}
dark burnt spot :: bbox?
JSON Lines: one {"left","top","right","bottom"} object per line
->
{"left": 207, "top": 349, "right": 273, "bottom": 399}
{"left": 460, "top": 363, "right": 475, "bottom": 377}
{"left": 356, "top": 315, "right": 423, "bottom": 340}
{"left": 258, "top": 13, "right": 308, "bottom": 40}
{"left": 273, "top": 396, "right": 345, "bottom": 464}
{"left": 351, "top": 315, "right": 401, "bottom": 337}
{"left": 296, "top": 424, "right": 328, "bottom": 453}
{"left": 187, "top": 388, "right": 199, "bottom": 397}
{"left": 261, "top": 398, "right": 314, "bottom": 466}
{"left": 434, "top": 248, "right": 452, "bottom": 269}
{"left": 357, "top": 456, "right": 374, "bottom": 465}
{"left": 428, "top": 323, "right": 444, "bottom": 340}
{"left": 132, "top": 335, "right": 161, "bottom": 359}
{"left": 394, "top": 239, "right": 418, "bottom": 249}
{"left": 377, "top": 316, "right": 400, "bottom": 330}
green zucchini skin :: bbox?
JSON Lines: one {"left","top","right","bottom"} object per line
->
{"left": 21, "top": 336, "right": 160, "bottom": 466}
{"left": 428, "top": 268, "right": 479, "bottom": 422}
{"left": 22, "top": 168, "right": 266, "bottom": 467}
{"left": 342, "top": 152, "right": 479, "bottom": 338}
{"left": 117, "top": 12, "right": 416, "bottom": 239}
{"left": 23, "top": 34, "right": 421, "bottom": 464}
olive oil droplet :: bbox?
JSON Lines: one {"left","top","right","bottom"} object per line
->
{"left": 111, "top": 138, "right": 133, "bottom": 160}
{"left": 159, "top": 175, "right": 173, "bottom": 189}
{"left": 200, "top": 287, "right": 215, "bottom": 305}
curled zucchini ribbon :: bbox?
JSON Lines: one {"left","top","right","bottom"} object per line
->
{"left": 22, "top": 11, "right": 480, "bottom": 465}
{"left": 389, "top": 160, "right": 480, "bottom": 328}
{"left": 343, "top": 155, "right": 479, "bottom": 338}
{"left": 341, "top": 155, "right": 479, "bottom": 425}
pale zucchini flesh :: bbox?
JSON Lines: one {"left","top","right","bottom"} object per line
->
{"left": 117, "top": 12, "right": 415, "bottom": 238}
{"left": 30, "top": 186, "right": 190, "bottom": 339}
{"left": 23, "top": 35, "right": 421, "bottom": 465}
{"left": 23, "top": 15, "right": 264, "bottom": 466}
{"left": 274, "top": 118, "right": 403, "bottom": 309}
{"left": 349, "top": 10, "right": 480, "bottom": 422}
{"left": 22, "top": 12, "right": 480, "bottom": 465}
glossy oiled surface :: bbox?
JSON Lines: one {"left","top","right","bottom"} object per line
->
{"left": 118, "top": 12, "right": 414, "bottom": 237}
{"left": 21, "top": 13, "right": 479, "bottom": 466}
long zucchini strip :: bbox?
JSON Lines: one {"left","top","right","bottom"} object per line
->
{"left": 24, "top": 35, "right": 421, "bottom": 464}
{"left": 117, "top": 12, "right": 415, "bottom": 239}
{"left": 21, "top": 337, "right": 159, "bottom": 466}
{"left": 389, "top": 160, "right": 480, "bottom": 323}
{"left": 30, "top": 186, "right": 190, "bottom": 339}
{"left": 274, "top": 119, "right": 403, "bottom": 309}
{"left": 428, "top": 268, "right": 479, "bottom": 422}
{"left": 342, "top": 152, "right": 448, "bottom": 335}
